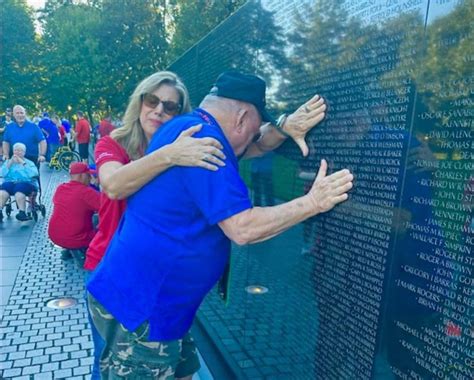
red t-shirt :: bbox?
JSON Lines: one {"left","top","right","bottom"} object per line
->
{"left": 84, "top": 136, "right": 130, "bottom": 270}
{"left": 48, "top": 181, "right": 100, "bottom": 249}
{"left": 75, "top": 118, "right": 91, "bottom": 143}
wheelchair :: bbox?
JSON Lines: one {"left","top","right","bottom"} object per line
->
{"left": 49, "top": 145, "right": 81, "bottom": 171}
{"left": 3, "top": 176, "right": 46, "bottom": 222}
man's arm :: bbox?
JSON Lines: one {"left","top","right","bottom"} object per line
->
{"left": 244, "top": 94, "right": 326, "bottom": 159}
{"left": 218, "top": 160, "right": 353, "bottom": 245}
{"left": 2, "top": 141, "right": 10, "bottom": 160}
{"left": 83, "top": 187, "right": 101, "bottom": 212}
{"left": 38, "top": 140, "right": 47, "bottom": 162}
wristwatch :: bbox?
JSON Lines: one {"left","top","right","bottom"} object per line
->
{"left": 272, "top": 114, "right": 290, "bottom": 138}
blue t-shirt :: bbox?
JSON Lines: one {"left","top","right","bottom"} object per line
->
{"left": 39, "top": 118, "right": 60, "bottom": 144}
{"left": 3, "top": 121, "right": 45, "bottom": 158}
{"left": 87, "top": 109, "right": 252, "bottom": 340}
{"left": 61, "top": 119, "right": 71, "bottom": 133}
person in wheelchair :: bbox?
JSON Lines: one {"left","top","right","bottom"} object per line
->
{"left": 48, "top": 162, "right": 100, "bottom": 267}
{"left": 0, "top": 143, "right": 39, "bottom": 222}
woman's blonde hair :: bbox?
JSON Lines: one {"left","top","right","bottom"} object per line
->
{"left": 111, "top": 71, "right": 191, "bottom": 160}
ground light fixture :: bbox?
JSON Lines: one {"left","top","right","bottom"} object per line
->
{"left": 45, "top": 297, "right": 78, "bottom": 309}
{"left": 245, "top": 285, "right": 268, "bottom": 294}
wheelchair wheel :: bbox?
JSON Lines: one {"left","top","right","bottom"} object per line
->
{"left": 58, "top": 151, "right": 81, "bottom": 171}
{"left": 6, "top": 204, "right": 12, "bottom": 217}
{"left": 40, "top": 205, "right": 46, "bottom": 217}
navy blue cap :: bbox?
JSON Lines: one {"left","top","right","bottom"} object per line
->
{"left": 210, "top": 71, "right": 275, "bottom": 124}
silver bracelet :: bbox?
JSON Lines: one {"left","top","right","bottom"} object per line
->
{"left": 272, "top": 114, "right": 290, "bottom": 138}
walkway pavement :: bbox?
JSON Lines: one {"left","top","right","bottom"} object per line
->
{"left": 0, "top": 166, "right": 211, "bottom": 379}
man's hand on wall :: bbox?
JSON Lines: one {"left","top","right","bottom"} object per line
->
{"left": 283, "top": 94, "right": 327, "bottom": 157}
{"left": 307, "top": 159, "right": 353, "bottom": 214}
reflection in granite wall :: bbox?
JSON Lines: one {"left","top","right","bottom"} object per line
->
{"left": 170, "top": 0, "right": 473, "bottom": 379}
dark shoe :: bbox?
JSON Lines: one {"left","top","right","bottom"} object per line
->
{"left": 0, "top": 210, "right": 3, "bottom": 223}
{"left": 61, "top": 249, "right": 73, "bottom": 260}
{"left": 16, "top": 211, "right": 31, "bottom": 221}
{"left": 70, "top": 249, "right": 86, "bottom": 269}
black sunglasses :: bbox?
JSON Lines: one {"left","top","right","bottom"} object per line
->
{"left": 141, "top": 93, "right": 182, "bottom": 115}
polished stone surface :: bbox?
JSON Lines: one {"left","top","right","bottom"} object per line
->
{"left": 171, "top": 0, "right": 473, "bottom": 378}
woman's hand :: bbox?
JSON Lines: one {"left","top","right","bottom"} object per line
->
{"left": 166, "top": 124, "right": 226, "bottom": 171}
{"left": 283, "top": 95, "right": 327, "bottom": 157}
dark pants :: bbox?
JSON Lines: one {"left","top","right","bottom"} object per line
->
{"left": 84, "top": 272, "right": 105, "bottom": 380}
{"left": 78, "top": 143, "right": 89, "bottom": 160}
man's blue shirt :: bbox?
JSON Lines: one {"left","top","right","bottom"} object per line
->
{"left": 87, "top": 109, "right": 252, "bottom": 340}
{"left": 3, "top": 121, "right": 45, "bottom": 157}
{"left": 61, "top": 119, "right": 71, "bottom": 133}
{"left": 39, "top": 118, "right": 60, "bottom": 144}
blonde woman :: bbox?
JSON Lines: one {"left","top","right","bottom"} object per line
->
{"left": 84, "top": 71, "right": 226, "bottom": 380}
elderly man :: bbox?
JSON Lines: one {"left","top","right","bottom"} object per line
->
{"left": 2, "top": 105, "right": 47, "bottom": 165}
{"left": 0, "top": 143, "right": 39, "bottom": 222}
{"left": 48, "top": 162, "right": 100, "bottom": 265}
{"left": 87, "top": 71, "right": 353, "bottom": 379}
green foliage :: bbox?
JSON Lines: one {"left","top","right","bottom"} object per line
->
{"left": 0, "top": 0, "right": 41, "bottom": 110}
{"left": 1, "top": 0, "right": 249, "bottom": 117}
{"left": 39, "top": 0, "right": 169, "bottom": 118}
{"left": 168, "top": 0, "right": 246, "bottom": 62}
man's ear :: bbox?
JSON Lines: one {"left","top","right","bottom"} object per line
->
{"left": 235, "top": 108, "right": 247, "bottom": 133}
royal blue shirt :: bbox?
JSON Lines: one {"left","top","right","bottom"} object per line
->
{"left": 39, "top": 118, "right": 60, "bottom": 144}
{"left": 87, "top": 109, "right": 252, "bottom": 340}
{"left": 3, "top": 121, "right": 45, "bottom": 158}
{"left": 61, "top": 119, "right": 71, "bottom": 133}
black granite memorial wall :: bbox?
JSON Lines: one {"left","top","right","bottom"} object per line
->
{"left": 170, "top": 0, "right": 473, "bottom": 379}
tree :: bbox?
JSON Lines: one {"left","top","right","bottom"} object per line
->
{"left": 1, "top": 0, "right": 41, "bottom": 110}
{"left": 167, "top": 0, "right": 246, "bottom": 62}
{"left": 96, "top": 0, "right": 169, "bottom": 111}
{"left": 38, "top": 0, "right": 170, "bottom": 117}
{"left": 39, "top": 2, "right": 104, "bottom": 118}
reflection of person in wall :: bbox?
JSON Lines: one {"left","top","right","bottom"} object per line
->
{"left": 383, "top": 134, "right": 445, "bottom": 378}
{"left": 87, "top": 72, "right": 354, "bottom": 379}
{"left": 250, "top": 151, "right": 275, "bottom": 206}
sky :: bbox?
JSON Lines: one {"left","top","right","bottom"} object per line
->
{"left": 27, "top": 0, "right": 46, "bottom": 10}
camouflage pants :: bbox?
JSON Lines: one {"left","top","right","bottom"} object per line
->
{"left": 87, "top": 294, "right": 200, "bottom": 379}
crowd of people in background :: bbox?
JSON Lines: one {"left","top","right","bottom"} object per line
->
{"left": 0, "top": 104, "right": 118, "bottom": 223}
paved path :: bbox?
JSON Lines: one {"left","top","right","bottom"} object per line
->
{"left": 0, "top": 167, "right": 94, "bottom": 379}
{"left": 0, "top": 167, "right": 210, "bottom": 379}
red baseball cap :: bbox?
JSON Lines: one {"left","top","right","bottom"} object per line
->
{"left": 70, "top": 162, "right": 91, "bottom": 175}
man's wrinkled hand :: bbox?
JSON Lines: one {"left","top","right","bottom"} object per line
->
{"left": 284, "top": 95, "right": 327, "bottom": 157}
{"left": 307, "top": 159, "right": 353, "bottom": 214}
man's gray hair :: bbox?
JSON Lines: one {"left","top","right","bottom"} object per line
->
{"left": 13, "top": 142, "right": 27, "bottom": 153}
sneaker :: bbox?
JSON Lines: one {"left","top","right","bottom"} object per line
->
{"left": 16, "top": 211, "right": 32, "bottom": 221}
